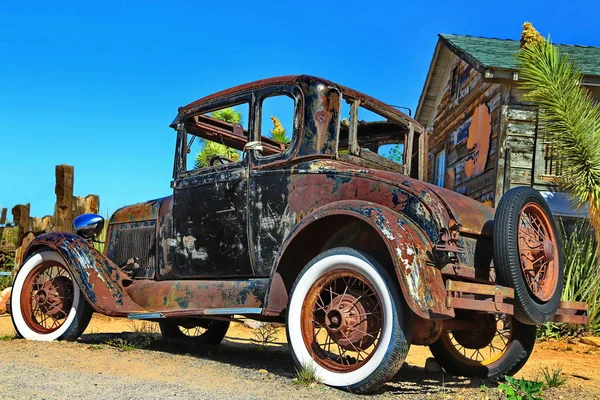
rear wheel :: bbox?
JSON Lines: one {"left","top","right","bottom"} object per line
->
{"left": 429, "top": 314, "right": 536, "bottom": 379}
{"left": 287, "top": 247, "right": 411, "bottom": 394}
{"left": 159, "top": 319, "right": 230, "bottom": 345}
{"left": 11, "top": 250, "right": 93, "bottom": 341}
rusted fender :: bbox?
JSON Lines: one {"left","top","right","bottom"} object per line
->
{"left": 274, "top": 200, "right": 454, "bottom": 320}
{"left": 23, "top": 233, "right": 145, "bottom": 316}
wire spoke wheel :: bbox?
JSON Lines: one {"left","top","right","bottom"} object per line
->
{"left": 430, "top": 313, "right": 537, "bottom": 379}
{"left": 159, "top": 319, "right": 230, "bottom": 345}
{"left": 442, "top": 314, "right": 512, "bottom": 366}
{"left": 178, "top": 320, "right": 211, "bottom": 337}
{"left": 518, "top": 202, "right": 559, "bottom": 302}
{"left": 20, "top": 261, "right": 75, "bottom": 334}
{"left": 300, "top": 269, "right": 384, "bottom": 373}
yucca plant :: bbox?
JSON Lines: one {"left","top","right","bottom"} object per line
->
{"left": 559, "top": 221, "right": 600, "bottom": 335}
{"left": 518, "top": 22, "right": 600, "bottom": 243}
{"left": 269, "top": 116, "right": 290, "bottom": 144}
{"left": 195, "top": 108, "right": 242, "bottom": 168}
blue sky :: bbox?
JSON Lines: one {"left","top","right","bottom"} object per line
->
{"left": 1, "top": 1, "right": 598, "bottom": 219}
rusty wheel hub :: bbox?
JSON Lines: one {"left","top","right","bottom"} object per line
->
{"left": 301, "top": 269, "right": 383, "bottom": 372}
{"left": 453, "top": 314, "right": 496, "bottom": 349}
{"left": 21, "top": 262, "right": 75, "bottom": 333}
{"left": 36, "top": 276, "right": 73, "bottom": 318}
{"left": 518, "top": 203, "right": 559, "bottom": 302}
{"left": 324, "top": 289, "right": 379, "bottom": 351}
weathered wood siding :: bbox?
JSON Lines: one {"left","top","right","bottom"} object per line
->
{"left": 427, "top": 56, "right": 504, "bottom": 206}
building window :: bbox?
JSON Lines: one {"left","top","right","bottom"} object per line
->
{"left": 434, "top": 150, "right": 446, "bottom": 187}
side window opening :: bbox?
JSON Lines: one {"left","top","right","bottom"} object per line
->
{"left": 378, "top": 143, "right": 404, "bottom": 163}
{"left": 339, "top": 98, "right": 406, "bottom": 164}
{"left": 256, "top": 94, "right": 295, "bottom": 157}
{"left": 184, "top": 103, "right": 250, "bottom": 172}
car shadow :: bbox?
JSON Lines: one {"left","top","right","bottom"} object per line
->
{"left": 78, "top": 331, "right": 492, "bottom": 396}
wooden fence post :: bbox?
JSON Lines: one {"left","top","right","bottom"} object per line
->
{"left": 74, "top": 194, "right": 100, "bottom": 217}
{"left": 0, "top": 208, "right": 6, "bottom": 243}
{"left": 12, "top": 204, "right": 30, "bottom": 266}
{"left": 53, "top": 164, "right": 74, "bottom": 233}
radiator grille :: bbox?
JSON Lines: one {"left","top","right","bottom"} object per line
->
{"left": 108, "top": 222, "right": 156, "bottom": 276}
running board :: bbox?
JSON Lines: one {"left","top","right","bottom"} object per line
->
{"left": 127, "top": 307, "right": 263, "bottom": 320}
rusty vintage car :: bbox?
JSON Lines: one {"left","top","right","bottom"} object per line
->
{"left": 10, "top": 76, "right": 587, "bottom": 393}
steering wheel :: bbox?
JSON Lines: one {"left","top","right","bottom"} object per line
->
{"left": 209, "top": 156, "right": 235, "bottom": 166}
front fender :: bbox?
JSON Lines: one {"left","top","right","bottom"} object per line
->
{"left": 275, "top": 200, "right": 453, "bottom": 319}
{"left": 23, "top": 233, "right": 145, "bottom": 316}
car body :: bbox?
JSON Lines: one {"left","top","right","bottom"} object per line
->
{"left": 12, "top": 76, "right": 587, "bottom": 393}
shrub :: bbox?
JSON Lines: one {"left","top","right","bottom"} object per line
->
{"left": 537, "top": 365, "right": 568, "bottom": 388}
{"left": 292, "top": 362, "right": 321, "bottom": 386}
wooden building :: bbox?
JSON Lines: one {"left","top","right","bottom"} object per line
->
{"left": 416, "top": 34, "right": 600, "bottom": 218}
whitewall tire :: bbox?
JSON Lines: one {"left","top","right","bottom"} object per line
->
{"left": 11, "top": 250, "right": 93, "bottom": 341}
{"left": 286, "top": 247, "right": 411, "bottom": 393}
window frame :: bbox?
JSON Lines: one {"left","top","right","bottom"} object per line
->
{"left": 434, "top": 150, "right": 446, "bottom": 187}
{"left": 250, "top": 84, "right": 303, "bottom": 166}
{"left": 174, "top": 92, "right": 254, "bottom": 179}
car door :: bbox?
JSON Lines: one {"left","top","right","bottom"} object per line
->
{"left": 172, "top": 159, "right": 252, "bottom": 278}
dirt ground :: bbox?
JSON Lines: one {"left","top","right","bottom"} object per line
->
{"left": 0, "top": 314, "right": 599, "bottom": 399}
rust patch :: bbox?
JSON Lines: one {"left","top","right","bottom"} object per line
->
{"left": 110, "top": 198, "right": 166, "bottom": 224}
{"left": 126, "top": 279, "right": 267, "bottom": 312}
{"left": 23, "top": 233, "right": 145, "bottom": 316}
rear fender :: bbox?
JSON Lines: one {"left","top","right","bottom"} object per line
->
{"left": 23, "top": 232, "right": 145, "bottom": 316}
{"left": 270, "top": 200, "right": 453, "bottom": 319}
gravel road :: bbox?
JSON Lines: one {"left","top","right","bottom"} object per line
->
{"left": 0, "top": 316, "right": 598, "bottom": 399}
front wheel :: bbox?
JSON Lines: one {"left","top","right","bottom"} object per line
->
{"left": 11, "top": 250, "right": 93, "bottom": 341}
{"left": 429, "top": 314, "right": 536, "bottom": 379}
{"left": 287, "top": 247, "right": 411, "bottom": 394}
{"left": 159, "top": 319, "right": 230, "bottom": 345}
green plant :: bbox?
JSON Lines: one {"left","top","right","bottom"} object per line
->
{"left": 92, "top": 213, "right": 110, "bottom": 254}
{"left": 195, "top": 107, "right": 243, "bottom": 169}
{"left": 105, "top": 336, "right": 152, "bottom": 351}
{"left": 253, "top": 322, "right": 279, "bottom": 347}
{"left": 559, "top": 221, "right": 599, "bottom": 335}
{"left": 211, "top": 108, "right": 243, "bottom": 124}
{"left": 518, "top": 22, "right": 600, "bottom": 243}
{"left": 0, "top": 334, "right": 15, "bottom": 341}
{"left": 195, "top": 141, "right": 241, "bottom": 168}
{"left": 292, "top": 362, "right": 321, "bottom": 386}
{"left": 0, "top": 276, "right": 12, "bottom": 291}
{"left": 537, "top": 365, "right": 567, "bottom": 388}
{"left": 387, "top": 144, "right": 403, "bottom": 164}
{"left": 88, "top": 344, "right": 105, "bottom": 350}
{"left": 269, "top": 116, "right": 290, "bottom": 144}
{"left": 536, "top": 322, "right": 561, "bottom": 341}
{"left": 127, "top": 321, "right": 159, "bottom": 335}
{"left": 498, "top": 376, "right": 543, "bottom": 400}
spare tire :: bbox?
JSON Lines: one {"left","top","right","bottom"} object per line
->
{"left": 493, "top": 187, "right": 563, "bottom": 325}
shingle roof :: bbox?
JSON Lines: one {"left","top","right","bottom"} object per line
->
{"left": 440, "top": 34, "right": 600, "bottom": 77}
